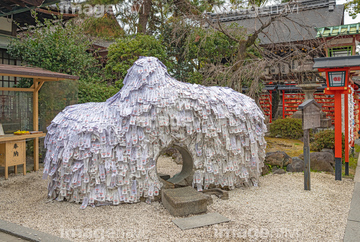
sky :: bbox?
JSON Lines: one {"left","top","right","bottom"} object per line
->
{"left": 337, "top": 0, "right": 360, "bottom": 24}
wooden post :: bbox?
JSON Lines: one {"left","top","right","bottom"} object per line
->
{"left": 269, "top": 90, "right": 273, "bottom": 123}
{"left": 345, "top": 91, "right": 349, "bottom": 176}
{"left": 5, "top": 160, "right": 8, "bottom": 180}
{"left": 282, "top": 90, "right": 285, "bottom": 119}
{"left": 299, "top": 99, "right": 321, "bottom": 190}
{"left": 334, "top": 92, "right": 342, "bottom": 180}
{"left": 33, "top": 80, "right": 39, "bottom": 171}
{"left": 304, "top": 128, "right": 310, "bottom": 190}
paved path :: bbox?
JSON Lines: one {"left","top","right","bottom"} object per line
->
{"left": 344, "top": 155, "right": 360, "bottom": 242}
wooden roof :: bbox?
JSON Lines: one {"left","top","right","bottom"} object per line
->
{"left": 0, "top": 0, "right": 59, "bottom": 17}
{"left": 0, "top": 64, "right": 79, "bottom": 81}
{"left": 0, "top": 0, "right": 77, "bottom": 27}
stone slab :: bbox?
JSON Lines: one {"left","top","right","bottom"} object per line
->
{"left": 172, "top": 213, "right": 230, "bottom": 230}
{"left": 0, "top": 231, "right": 26, "bottom": 242}
{"left": 354, "top": 152, "right": 360, "bottom": 183}
{"left": 344, "top": 220, "right": 360, "bottom": 242}
{"left": 347, "top": 183, "right": 360, "bottom": 222}
{"left": 0, "top": 219, "right": 70, "bottom": 242}
{"left": 162, "top": 186, "right": 207, "bottom": 217}
{"left": 344, "top": 151, "right": 360, "bottom": 241}
{"left": 354, "top": 165, "right": 360, "bottom": 183}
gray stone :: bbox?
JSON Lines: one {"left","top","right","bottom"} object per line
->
{"left": 203, "top": 194, "right": 213, "bottom": 205}
{"left": 261, "top": 165, "right": 270, "bottom": 176}
{"left": 299, "top": 152, "right": 334, "bottom": 172}
{"left": 0, "top": 219, "right": 70, "bottom": 242}
{"left": 320, "top": 148, "right": 335, "bottom": 158}
{"left": 320, "top": 118, "right": 332, "bottom": 128}
{"left": 286, "top": 157, "right": 305, "bottom": 172}
{"left": 291, "top": 111, "right": 302, "bottom": 119}
{"left": 162, "top": 186, "right": 208, "bottom": 217}
{"left": 172, "top": 213, "right": 230, "bottom": 230}
{"left": 273, "top": 168, "right": 286, "bottom": 174}
{"left": 265, "top": 151, "right": 292, "bottom": 168}
{"left": 201, "top": 188, "right": 229, "bottom": 200}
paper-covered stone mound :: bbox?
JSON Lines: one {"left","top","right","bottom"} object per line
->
{"left": 43, "top": 56, "right": 267, "bottom": 207}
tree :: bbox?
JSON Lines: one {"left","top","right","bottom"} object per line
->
{"left": 105, "top": 34, "right": 170, "bottom": 85}
{"left": 83, "top": 0, "right": 224, "bottom": 35}
{"left": 8, "top": 18, "right": 99, "bottom": 80}
{"left": 345, "top": 0, "right": 360, "bottom": 19}
{"left": 84, "top": 0, "right": 155, "bottom": 34}
{"left": 167, "top": 0, "right": 325, "bottom": 98}
{"left": 7, "top": 17, "right": 118, "bottom": 104}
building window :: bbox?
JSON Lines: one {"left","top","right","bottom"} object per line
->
{"left": 328, "top": 46, "right": 352, "bottom": 57}
{"left": 0, "top": 48, "right": 20, "bottom": 87}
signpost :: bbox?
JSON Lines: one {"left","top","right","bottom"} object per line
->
{"left": 299, "top": 100, "right": 321, "bottom": 190}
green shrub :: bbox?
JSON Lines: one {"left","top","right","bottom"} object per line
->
{"left": 78, "top": 79, "right": 120, "bottom": 103}
{"left": 310, "top": 130, "right": 344, "bottom": 154}
{"left": 105, "top": 35, "right": 170, "bottom": 86}
{"left": 269, "top": 118, "right": 303, "bottom": 139}
{"left": 8, "top": 17, "right": 100, "bottom": 80}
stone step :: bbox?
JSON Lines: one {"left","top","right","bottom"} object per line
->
{"left": 162, "top": 186, "right": 208, "bottom": 217}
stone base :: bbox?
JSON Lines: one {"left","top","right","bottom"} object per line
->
{"left": 162, "top": 186, "right": 207, "bottom": 217}
{"left": 320, "top": 118, "right": 332, "bottom": 128}
{"left": 291, "top": 110, "right": 302, "bottom": 119}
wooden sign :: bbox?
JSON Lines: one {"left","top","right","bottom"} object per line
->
{"left": 298, "top": 99, "right": 322, "bottom": 130}
{"left": 298, "top": 99, "right": 321, "bottom": 191}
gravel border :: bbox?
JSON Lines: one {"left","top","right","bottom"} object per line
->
{"left": 0, "top": 167, "right": 354, "bottom": 241}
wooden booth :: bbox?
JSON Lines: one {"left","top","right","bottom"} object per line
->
{"left": 0, "top": 64, "right": 78, "bottom": 179}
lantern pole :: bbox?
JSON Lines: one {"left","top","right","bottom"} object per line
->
{"left": 314, "top": 56, "right": 360, "bottom": 181}
{"left": 345, "top": 90, "right": 349, "bottom": 176}
{"left": 334, "top": 91, "right": 342, "bottom": 180}
{"left": 322, "top": 68, "right": 349, "bottom": 181}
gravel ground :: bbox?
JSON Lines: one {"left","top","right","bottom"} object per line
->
{"left": 0, "top": 157, "right": 354, "bottom": 242}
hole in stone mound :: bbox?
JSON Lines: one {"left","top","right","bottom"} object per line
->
{"left": 157, "top": 154, "right": 182, "bottom": 180}
{"left": 156, "top": 145, "right": 193, "bottom": 186}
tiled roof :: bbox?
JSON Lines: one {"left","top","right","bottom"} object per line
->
{"left": 313, "top": 55, "right": 360, "bottom": 68}
{"left": 316, "top": 23, "right": 360, "bottom": 38}
{"left": 207, "top": 0, "right": 344, "bottom": 44}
